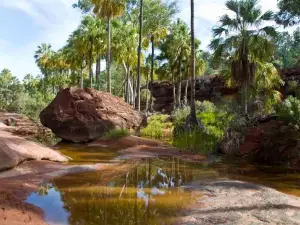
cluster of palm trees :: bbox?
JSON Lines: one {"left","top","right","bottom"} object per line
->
{"left": 34, "top": 0, "right": 181, "bottom": 110}
{"left": 34, "top": 0, "right": 295, "bottom": 121}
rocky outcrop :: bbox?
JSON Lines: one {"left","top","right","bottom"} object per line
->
{"left": 40, "top": 87, "right": 145, "bottom": 143}
{"left": 0, "top": 112, "right": 38, "bottom": 137}
{"left": 227, "top": 117, "right": 300, "bottom": 168}
{"left": 0, "top": 130, "right": 68, "bottom": 172}
{"left": 179, "top": 180, "right": 300, "bottom": 225}
{"left": 148, "top": 75, "right": 238, "bottom": 112}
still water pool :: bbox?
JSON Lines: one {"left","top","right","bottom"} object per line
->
{"left": 27, "top": 148, "right": 300, "bottom": 225}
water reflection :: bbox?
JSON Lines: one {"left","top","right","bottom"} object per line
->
{"left": 55, "top": 142, "right": 119, "bottom": 164}
{"left": 27, "top": 157, "right": 300, "bottom": 225}
{"left": 27, "top": 158, "right": 206, "bottom": 225}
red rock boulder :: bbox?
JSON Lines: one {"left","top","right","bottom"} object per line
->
{"left": 40, "top": 87, "right": 144, "bottom": 143}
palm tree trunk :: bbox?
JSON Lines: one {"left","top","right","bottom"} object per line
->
{"left": 189, "top": 0, "right": 197, "bottom": 125}
{"left": 244, "top": 82, "right": 248, "bottom": 115}
{"left": 136, "top": 0, "right": 144, "bottom": 111}
{"left": 145, "top": 70, "right": 150, "bottom": 112}
{"left": 96, "top": 54, "right": 101, "bottom": 90}
{"left": 89, "top": 40, "right": 93, "bottom": 88}
{"left": 176, "top": 59, "right": 182, "bottom": 108}
{"left": 107, "top": 18, "right": 112, "bottom": 93}
{"left": 172, "top": 74, "right": 176, "bottom": 109}
{"left": 80, "top": 60, "right": 84, "bottom": 88}
{"left": 150, "top": 34, "right": 155, "bottom": 112}
{"left": 184, "top": 79, "right": 189, "bottom": 105}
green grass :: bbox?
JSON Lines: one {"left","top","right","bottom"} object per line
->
{"left": 141, "top": 114, "right": 173, "bottom": 139}
{"left": 104, "top": 129, "right": 130, "bottom": 140}
{"left": 173, "top": 130, "right": 218, "bottom": 154}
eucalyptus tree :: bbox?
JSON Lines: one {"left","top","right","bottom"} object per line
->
{"left": 91, "top": 0, "right": 127, "bottom": 93}
{"left": 209, "top": 0, "right": 277, "bottom": 115}
{"left": 34, "top": 43, "right": 54, "bottom": 78}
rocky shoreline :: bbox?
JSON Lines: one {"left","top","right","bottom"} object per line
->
{"left": 178, "top": 179, "right": 300, "bottom": 225}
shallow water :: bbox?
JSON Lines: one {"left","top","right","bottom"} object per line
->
{"left": 27, "top": 158, "right": 203, "bottom": 225}
{"left": 55, "top": 142, "right": 119, "bottom": 164}
{"left": 27, "top": 146, "right": 300, "bottom": 225}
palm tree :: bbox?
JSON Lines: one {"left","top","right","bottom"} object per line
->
{"left": 189, "top": 0, "right": 198, "bottom": 126}
{"left": 112, "top": 21, "right": 138, "bottom": 105}
{"left": 143, "top": 0, "right": 177, "bottom": 111}
{"left": 158, "top": 19, "right": 192, "bottom": 108}
{"left": 91, "top": 0, "right": 127, "bottom": 93}
{"left": 34, "top": 43, "right": 54, "bottom": 78}
{"left": 210, "top": 0, "right": 277, "bottom": 115}
{"left": 136, "top": 0, "right": 144, "bottom": 111}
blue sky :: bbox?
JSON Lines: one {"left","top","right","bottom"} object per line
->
{"left": 0, "top": 0, "right": 279, "bottom": 79}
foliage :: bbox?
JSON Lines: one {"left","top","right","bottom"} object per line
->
{"left": 104, "top": 129, "right": 130, "bottom": 140}
{"left": 173, "top": 130, "right": 218, "bottom": 154}
{"left": 276, "top": 96, "right": 300, "bottom": 126}
{"left": 250, "top": 62, "right": 284, "bottom": 114}
{"left": 276, "top": 0, "right": 300, "bottom": 27}
{"left": 210, "top": 0, "right": 278, "bottom": 115}
{"left": 274, "top": 28, "right": 300, "bottom": 69}
{"left": 141, "top": 114, "right": 173, "bottom": 139}
{"left": 173, "top": 101, "right": 234, "bottom": 154}
{"left": 0, "top": 69, "right": 55, "bottom": 120}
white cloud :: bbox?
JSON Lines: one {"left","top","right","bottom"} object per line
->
{"left": 177, "top": 0, "right": 279, "bottom": 49}
{"left": 0, "top": 0, "right": 287, "bottom": 79}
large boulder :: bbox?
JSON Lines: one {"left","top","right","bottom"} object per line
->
{"left": 0, "top": 130, "right": 68, "bottom": 172}
{"left": 40, "top": 87, "right": 144, "bottom": 143}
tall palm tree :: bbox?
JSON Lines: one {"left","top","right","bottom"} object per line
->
{"left": 210, "top": 0, "right": 277, "bottom": 115}
{"left": 91, "top": 0, "right": 127, "bottom": 93}
{"left": 136, "top": 0, "right": 144, "bottom": 111}
{"left": 34, "top": 43, "right": 54, "bottom": 78}
{"left": 158, "top": 19, "right": 193, "bottom": 108}
{"left": 112, "top": 21, "right": 138, "bottom": 105}
{"left": 189, "top": 0, "right": 198, "bottom": 126}
{"left": 143, "top": 0, "right": 177, "bottom": 111}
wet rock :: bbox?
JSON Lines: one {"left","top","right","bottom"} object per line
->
{"left": 40, "top": 87, "right": 145, "bottom": 143}
{"left": 0, "top": 131, "right": 68, "bottom": 172}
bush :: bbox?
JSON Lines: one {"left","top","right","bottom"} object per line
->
{"left": 141, "top": 114, "right": 173, "bottom": 139}
{"left": 173, "top": 130, "right": 219, "bottom": 154}
{"left": 104, "top": 129, "right": 130, "bottom": 140}
{"left": 172, "top": 101, "right": 235, "bottom": 154}
{"left": 276, "top": 96, "right": 300, "bottom": 126}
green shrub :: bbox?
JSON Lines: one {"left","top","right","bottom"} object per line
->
{"left": 173, "top": 130, "right": 219, "bottom": 154}
{"left": 141, "top": 114, "right": 173, "bottom": 139}
{"left": 276, "top": 96, "right": 300, "bottom": 125}
{"left": 172, "top": 101, "right": 235, "bottom": 154}
{"left": 104, "top": 129, "right": 130, "bottom": 140}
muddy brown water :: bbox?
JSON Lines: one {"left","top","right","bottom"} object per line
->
{"left": 26, "top": 145, "right": 300, "bottom": 225}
